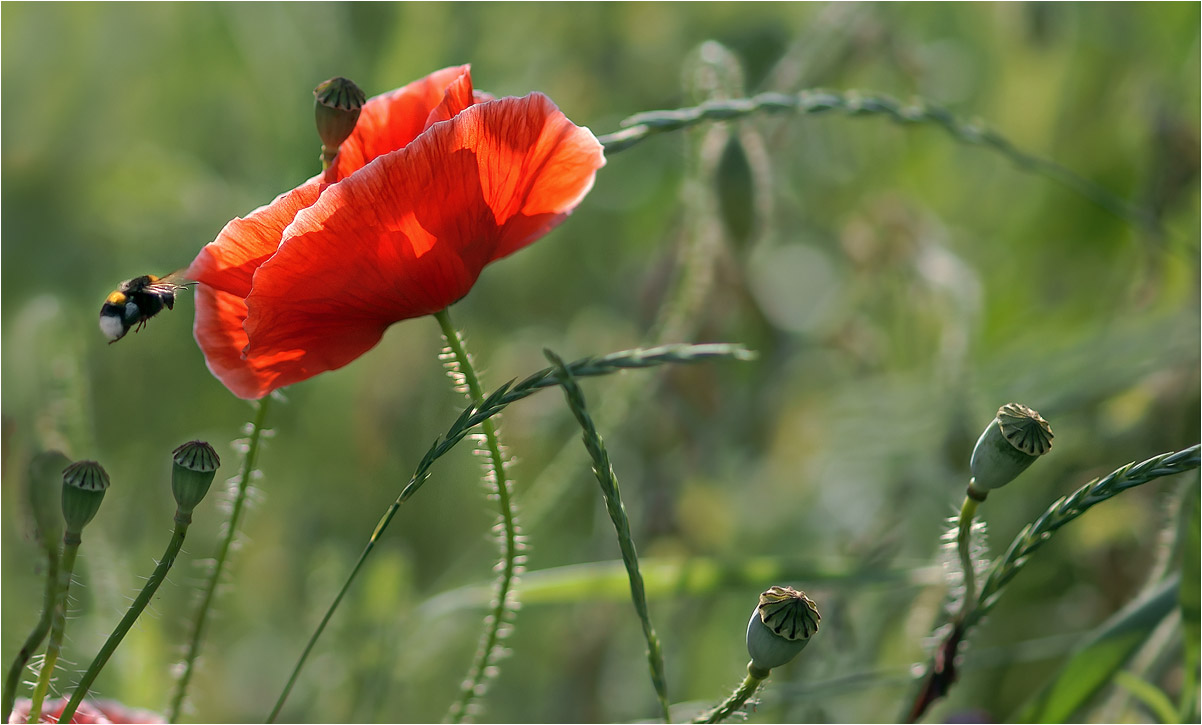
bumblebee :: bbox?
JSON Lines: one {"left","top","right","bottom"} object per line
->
{"left": 99, "top": 272, "right": 194, "bottom": 343}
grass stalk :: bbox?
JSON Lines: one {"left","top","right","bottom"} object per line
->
{"left": 598, "top": 89, "right": 1158, "bottom": 234}
{"left": 546, "top": 349, "right": 672, "bottom": 722}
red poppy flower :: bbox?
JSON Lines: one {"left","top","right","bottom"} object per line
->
{"left": 187, "top": 66, "right": 605, "bottom": 399}
{"left": 9, "top": 698, "right": 165, "bottom": 723}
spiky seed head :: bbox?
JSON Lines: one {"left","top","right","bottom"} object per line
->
{"left": 61, "top": 460, "right": 110, "bottom": 536}
{"left": 171, "top": 441, "right": 221, "bottom": 513}
{"left": 969, "top": 403, "right": 1053, "bottom": 496}
{"left": 746, "top": 586, "right": 821, "bottom": 674}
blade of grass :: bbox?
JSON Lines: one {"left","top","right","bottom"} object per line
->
{"left": 1014, "top": 575, "right": 1179, "bottom": 722}
{"left": 418, "top": 557, "right": 942, "bottom": 615}
{"left": 1113, "top": 671, "right": 1182, "bottom": 725}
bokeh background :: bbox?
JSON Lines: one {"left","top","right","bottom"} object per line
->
{"left": 2, "top": 3, "right": 1198, "bottom": 723}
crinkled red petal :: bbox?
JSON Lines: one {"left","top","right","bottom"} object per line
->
{"left": 323, "top": 65, "right": 472, "bottom": 183}
{"left": 423, "top": 70, "right": 478, "bottom": 128}
{"left": 238, "top": 92, "right": 604, "bottom": 392}
{"left": 192, "top": 285, "right": 283, "bottom": 400}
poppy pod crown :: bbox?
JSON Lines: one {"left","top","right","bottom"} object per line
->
{"left": 188, "top": 66, "right": 605, "bottom": 399}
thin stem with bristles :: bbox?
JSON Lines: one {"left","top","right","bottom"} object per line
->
{"left": 953, "top": 496, "right": 980, "bottom": 627}
{"left": 169, "top": 398, "right": 271, "bottom": 723}
{"left": 26, "top": 537, "right": 80, "bottom": 723}
{"left": 436, "top": 309, "right": 522, "bottom": 724}
{"left": 695, "top": 666, "right": 767, "bottom": 724}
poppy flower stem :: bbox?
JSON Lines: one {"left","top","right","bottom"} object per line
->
{"left": 435, "top": 308, "right": 523, "bottom": 724}
{"left": 168, "top": 399, "right": 270, "bottom": 723}
{"left": 26, "top": 535, "right": 81, "bottom": 724}
{"left": 953, "top": 496, "right": 980, "bottom": 627}
{"left": 598, "top": 89, "right": 1156, "bottom": 235}
{"left": 695, "top": 667, "right": 767, "bottom": 724}
{"left": 58, "top": 511, "right": 193, "bottom": 724}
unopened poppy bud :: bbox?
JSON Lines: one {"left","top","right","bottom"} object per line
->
{"left": 171, "top": 441, "right": 220, "bottom": 514}
{"left": 27, "top": 451, "right": 70, "bottom": 550}
{"left": 745, "top": 585, "right": 820, "bottom": 675}
{"left": 968, "top": 403, "right": 1053, "bottom": 497}
{"left": 61, "top": 461, "right": 109, "bottom": 537}
{"left": 314, "top": 76, "right": 365, "bottom": 152}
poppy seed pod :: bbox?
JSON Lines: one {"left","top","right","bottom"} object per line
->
{"left": 314, "top": 76, "right": 366, "bottom": 152}
{"left": 171, "top": 441, "right": 221, "bottom": 514}
{"left": 745, "top": 586, "right": 821, "bottom": 675}
{"left": 969, "top": 403, "right": 1053, "bottom": 496}
{"left": 61, "top": 461, "right": 110, "bottom": 537}
{"left": 27, "top": 451, "right": 70, "bottom": 551}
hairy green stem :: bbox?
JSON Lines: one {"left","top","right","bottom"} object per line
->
{"left": 60, "top": 512, "right": 191, "bottom": 722}
{"left": 27, "top": 537, "right": 80, "bottom": 723}
{"left": 267, "top": 344, "right": 750, "bottom": 721}
{"left": 2, "top": 545, "right": 58, "bottom": 721}
{"left": 598, "top": 90, "right": 1157, "bottom": 233}
{"left": 696, "top": 666, "right": 767, "bottom": 724}
{"left": 436, "top": 309, "right": 522, "bottom": 724}
{"left": 169, "top": 398, "right": 271, "bottom": 723}
{"left": 547, "top": 350, "right": 672, "bottom": 722}
{"left": 954, "top": 496, "right": 980, "bottom": 626}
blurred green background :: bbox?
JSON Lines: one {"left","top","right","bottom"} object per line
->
{"left": 2, "top": 3, "right": 1198, "bottom": 723}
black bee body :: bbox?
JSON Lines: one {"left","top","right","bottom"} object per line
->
{"left": 99, "top": 273, "right": 192, "bottom": 343}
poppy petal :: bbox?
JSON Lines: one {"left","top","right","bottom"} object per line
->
{"left": 237, "top": 92, "right": 603, "bottom": 391}
{"left": 480, "top": 94, "right": 607, "bottom": 259}
{"left": 186, "top": 179, "right": 323, "bottom": 297}
{"left": 192, "top": 285, "right": 283, "bottom": 400}
{"left": 423, "top": 70, "right": 478, "bottom": 128}
{"left": 324, "top": 65, "right": 472, "bottom": 183}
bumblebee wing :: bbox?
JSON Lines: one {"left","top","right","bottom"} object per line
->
{"left": 146, "top": 271, "right": 197, "bottom": 310}
{"left": 155, "top": 269, "right": 197, "bottom": 289}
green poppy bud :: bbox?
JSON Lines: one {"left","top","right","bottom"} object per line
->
{"left": 61, "top": 461, "right": 109, "bottom": 538}
{"left": 27, "top": 451, "right": 70, "bottom": 551}
{"left": 314, "top": 76, "right": 366, "bottom": 153}
{"left": 745, "top": 586, "right": 821, "bottom": 675}
{"left": 171, "top": 441, "right": 220, "bottom": 515}
{"left": 968, "top": 403, "right": 1053, "bottom": 497}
